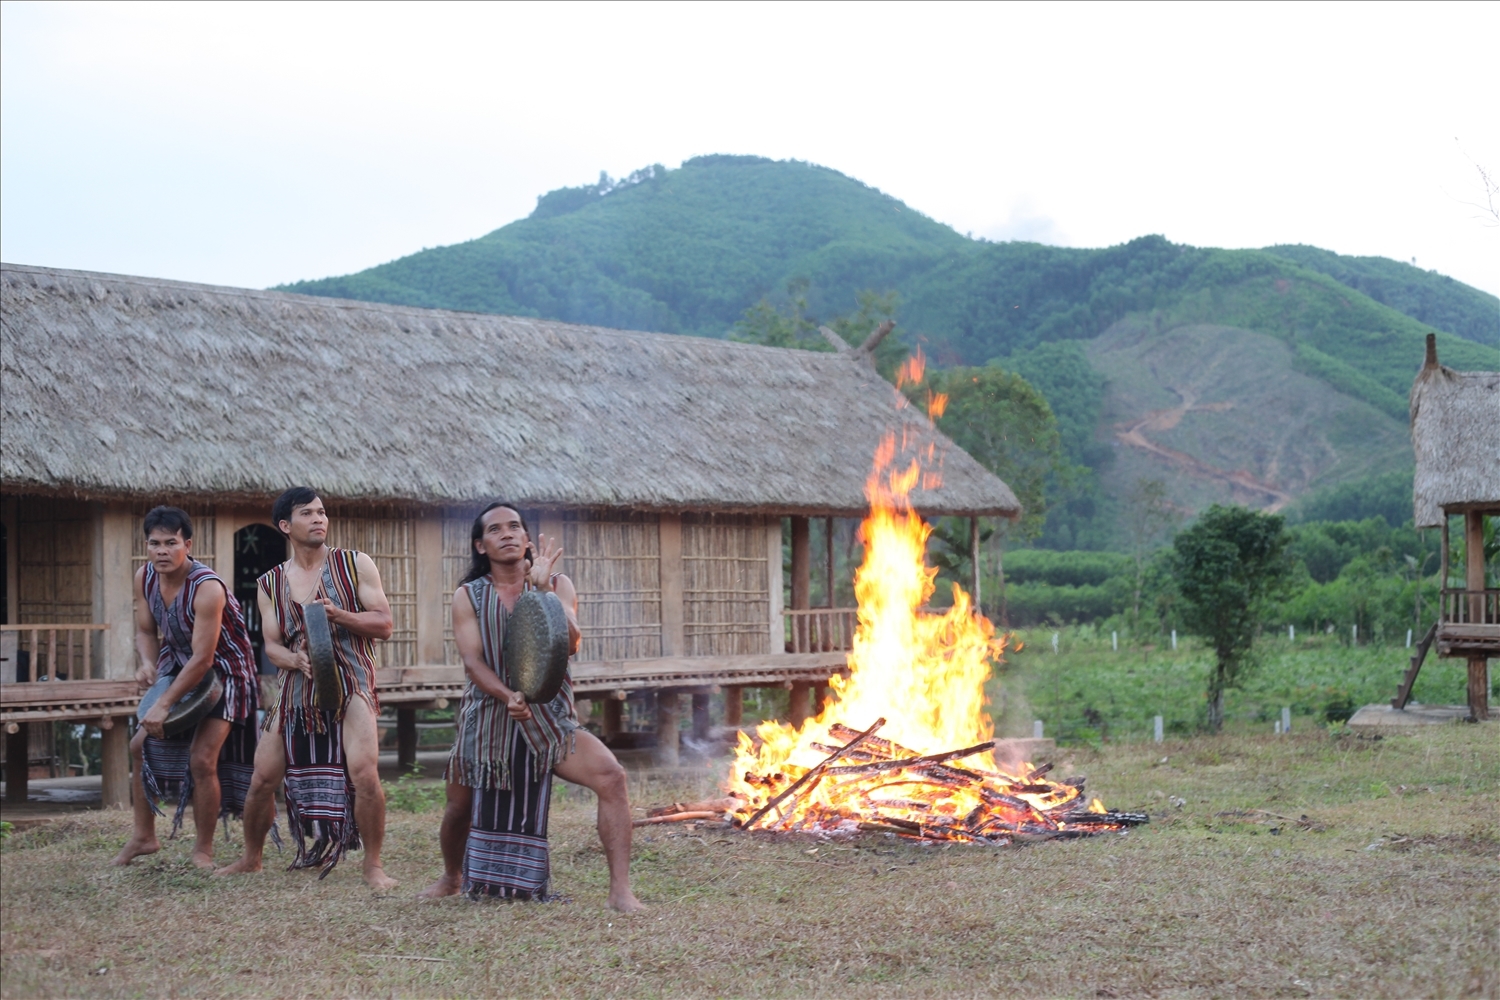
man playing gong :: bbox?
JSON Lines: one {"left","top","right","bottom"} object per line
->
{"left": 417, "top": 502, "right": 643, "bottom": 910}
{"left": 216, "top": 487, "right": 397, "bottom": 889}
{"left": 112, "top": 507, "right": 261, "bottom": 869}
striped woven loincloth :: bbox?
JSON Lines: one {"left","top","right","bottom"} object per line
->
{"left": 464, "top": 723, "right": 554, "bottom": 900}
{"left": 142, "top": 719, "right": 269, "bottom": 841}
{"left": 282, "top": 715, "right": 360, "bottom": 877}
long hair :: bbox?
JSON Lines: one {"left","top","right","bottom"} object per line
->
{"left": 461, "top": 502, "right": 534, "bottom": 585}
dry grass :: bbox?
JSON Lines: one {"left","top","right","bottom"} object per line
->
{"left": 2, "top": 727, "right": 1496, "bottom": 999}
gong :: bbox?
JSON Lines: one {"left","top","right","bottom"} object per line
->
{"left": 136, "top": 670, "right": 223, "bottom": 737}
{"left": 302, "top": 601, "right": 343, "bottom": 709}
{"left": 503, "top": 590, "right": 571, "bottom": 704}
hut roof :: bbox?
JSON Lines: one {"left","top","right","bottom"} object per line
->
{"left": 1, "top": 263, "right": 1020, "bottom": 517}
{"left": 1409, "top": 337, "right": 1500, "bottom": 528}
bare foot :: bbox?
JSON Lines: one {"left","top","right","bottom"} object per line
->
{"left": 364, "top": 865, "right": 398, "bottom": 892}
{"left": 608, "top": 887, "right": 646, "bottom": 912}
{"left": 189, "top": 850, "right": 217, "bottom": 871}
{"left": 111, "top": 837, "right": 160, "bottom": 866}
{"left": 213, "top": 855, "right": 263, "bottom": 876}
{"left": 416, "top": 873, "right": 462, "bottom": 899}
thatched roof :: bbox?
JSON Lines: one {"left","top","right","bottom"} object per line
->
{"left": 1410, "top": 335, "right": 1500, "bottom": 528}
{"left": 1, "top": 264, "right": 1020, "bottom": 517}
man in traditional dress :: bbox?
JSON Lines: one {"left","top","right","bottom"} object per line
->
{"left": 215, "top": 487, "right": 397, "bottom": 890}
{"left": 112, "top": 507, "right": 261, "bottom": 869}
{"left": 417, "top": 503, "right": 643, "bottom": 910}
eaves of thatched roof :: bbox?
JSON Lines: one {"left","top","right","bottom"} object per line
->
{"left": 1, "top": 263, "right": 1020, "bottom": 517}
{"left": 1409, "top": 337, "right": 1500, "bottom": 528}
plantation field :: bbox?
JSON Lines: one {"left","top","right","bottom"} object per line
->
{"left": 993, "top": 627, "right": 1476, "bottom": 745}
{"left": 2, "top": 726, "right": 1495, "bottom": 998}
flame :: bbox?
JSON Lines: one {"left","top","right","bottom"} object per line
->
{"left": 727, "top": 432, "right": 1135, "bottom": 842}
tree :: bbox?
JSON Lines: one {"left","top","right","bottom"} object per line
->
{"left": 1171, "top": 505, "right": 1291, "bottom": 731}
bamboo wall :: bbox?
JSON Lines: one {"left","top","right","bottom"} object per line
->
{"left": 563, "top": 511, "right": 663, "bottom": 662}
{"left": 327, "top": 505, "right": 417, "bottom": 667}
{"left": 17, "top": 498, "right": 93, "bottom": 624}
{"left": 441, "top": 508, "right": 483, "bottom": 664}
{"left": 683, "top": 513, "right": 770, "bottom": 656}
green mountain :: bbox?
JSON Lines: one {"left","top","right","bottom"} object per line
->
{"left": 282, "top": 156, "right": 1499, "bottom": 540}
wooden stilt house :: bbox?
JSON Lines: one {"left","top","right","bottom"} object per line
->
{"left": 1393, "top": 335, "right": 1499, "bottom": 721}
{"left": 0, "top": 263, "right": 1020, "bottom": 805}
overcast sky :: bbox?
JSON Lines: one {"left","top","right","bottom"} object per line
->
{"left": 3, "top": 1, "right": 1497, "bottom": 297}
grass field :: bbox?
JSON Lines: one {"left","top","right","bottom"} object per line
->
{"left": 992, "top": 628, "right": 1479, "bottom": 745}
{"left": 2, "top": 725, "right": 1495, "bottom": 998}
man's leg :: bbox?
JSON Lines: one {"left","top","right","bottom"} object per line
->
{"left": 214, "top": 719, "right": 285, "bottom": 875}
{"left": 416, "top": 782, "right": 473, "bottom": 899}
{"left": 553, "top": 729, "right": 644, "bottom": 912}
{"left": 186, "top": 717, "right": 232, "bottom": 869}
{"left": 342, "top": 696, "right": 397, "bottom": 890}
{"left": 110, "top": 727, "right": 159, "bottom": 866}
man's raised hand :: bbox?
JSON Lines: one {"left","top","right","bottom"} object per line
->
{"left": 134, "top": 664, "right": 157, "bottom": 693}
{"left": 528, "top": 533, "right": 564, "bottom": 591}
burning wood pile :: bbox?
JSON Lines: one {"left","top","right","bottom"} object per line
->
{"left": 731, "top": 718, "right": 1146, "bottom": 842}
{"left": 716, "top": 414, "right": 1144, "bottom": 845}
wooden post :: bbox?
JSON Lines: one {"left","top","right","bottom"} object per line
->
{"left": 789, "top": 681, "right": 810, "bottom": 729}
{"left": 655, "top": 690, "right": 679, "bottom": 767}
{"left": 94, "top": 503, "right": 136, "bottom": 679}
{"left": 397, "top": 708, "right": 418, "bottom": 769}
{"left": 691, "top": 692, "right": 710, "bottom": 741}
{"left": 99, "top": 722, "right": 129, "bottom": 808}
{"left": 825, "top": 517, "right": 836, "bottom": 607}
{"left": 5, "top": 722, "right": 28, "bottom": 804}
{"left": 767, "top": 520, "right": 784, "bottom": 654}
{"left": 813, "top": 684, "right": 828, "bottom": 717}
{"left": 602, "top": 697, "right": 623, "bottom": 740}
{"left": 2, "top": 496, "right": 18, "bottom": 627}
{"left": 790, "top": 517, "right": 810, "bottom": 653}
{"left": 969, "top": 516, "right": 981, "bottom": 613}
{"left": 414, "top": 512, "right": 446, "bottom": 665}
{"left": 1465, "top": 511, "right": 1489, "bottom": 721}
{"left": 659, "top": 514, "right": 684, "bottom": 657}
{"left": 723, "top": 685, "right": 743, "bottom": 727}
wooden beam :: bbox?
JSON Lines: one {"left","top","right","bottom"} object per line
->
{"left": 94, "top": 503, "right": 135, "bottom": 679}
{"left": 691, "top": 692, "right": 710, "bottom": 741}
{"left": 1465, "top": 511, "right": 1488, "bottom": 722}
{"left": 767, "top": 519, "right": 784, "bottom": 654}
{"left": 99, "top": 722, "right": 129, "bottom": 808}
{"left": 5, "top": 722, "right": 28, "bottom": 804}
{"left": 969, "top": 516, "right": 981, "bottom": 612}
{"left": 789, "top": 681, "right": 810, "bottom": 729}
{"left": 791, "top": 517, "right": 810, "bottom": 653}
{"left": 819, "top": 325, "right": 851, "bottom": 352}
{"left": 856, "top": 319, "right": 896, "bottom": 357}
{"left": 396, "top": 708, "right": 418, "bottom": 770}
{"left": 659, "top": 513, "right": 684, "bottom": 657}
{"left": 414, "top": 512, "right": 446, "bottom": 665}
{"left": 655, "top": 691, "right": 680, "bottom": 767}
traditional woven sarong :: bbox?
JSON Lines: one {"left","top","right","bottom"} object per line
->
{"left": 446, "top": 575, "right": 575, "bottom": 900}
{"left": 260, "top": 548, "right": 379, "bottom": 876}
{"left": 444, "top": 576, "right": 577, "bottom": 791}
{"left": 464, "top": 722, "right": 554, "bottom": 900}
{"left": 138, "top": 560, "right": 261, "bottom": 837}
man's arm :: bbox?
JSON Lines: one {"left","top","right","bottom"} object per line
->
{"left": 528, "top": 533, "right": 581, "bottom": 655}
{"left": 139, "top": 580, "right": 226, "bottom": 738}
{"left": 323, "top": 551, "right": 393, "bottom": 641}
{"left": 132, "top": 567, "right": 160, "bottom": 690}
{"left": 452, "top": 586, "right": 531, "bottom": 721}
{"left": 259, "top": 586, "right": 309, "bottom": 677}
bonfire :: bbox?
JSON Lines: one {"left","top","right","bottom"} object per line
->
{"left": 722, "top": 421, "right": 1146, "bottom": 844}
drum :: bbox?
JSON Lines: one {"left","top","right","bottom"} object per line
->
{"left": 302, "top": 601, "right": 343, "bottom": 709}
{"left": 137, "top": 670, "right": 223, "bottom": 737}
{"left": 504, "top": 590, "right": 571, "bottom": 704}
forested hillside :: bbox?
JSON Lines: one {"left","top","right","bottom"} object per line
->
{"left": 282, "top": 156, "right": 1499, "bottom": 547}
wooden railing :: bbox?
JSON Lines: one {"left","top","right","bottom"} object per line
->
{"left": 1439, "top": 589, "right": 1500, "bottom": 626}
{"left": 784, "top": 608, "right": 858, "bottom": 653}
{"left": 1, "top": 624, "right": 112, "bottom": 682}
